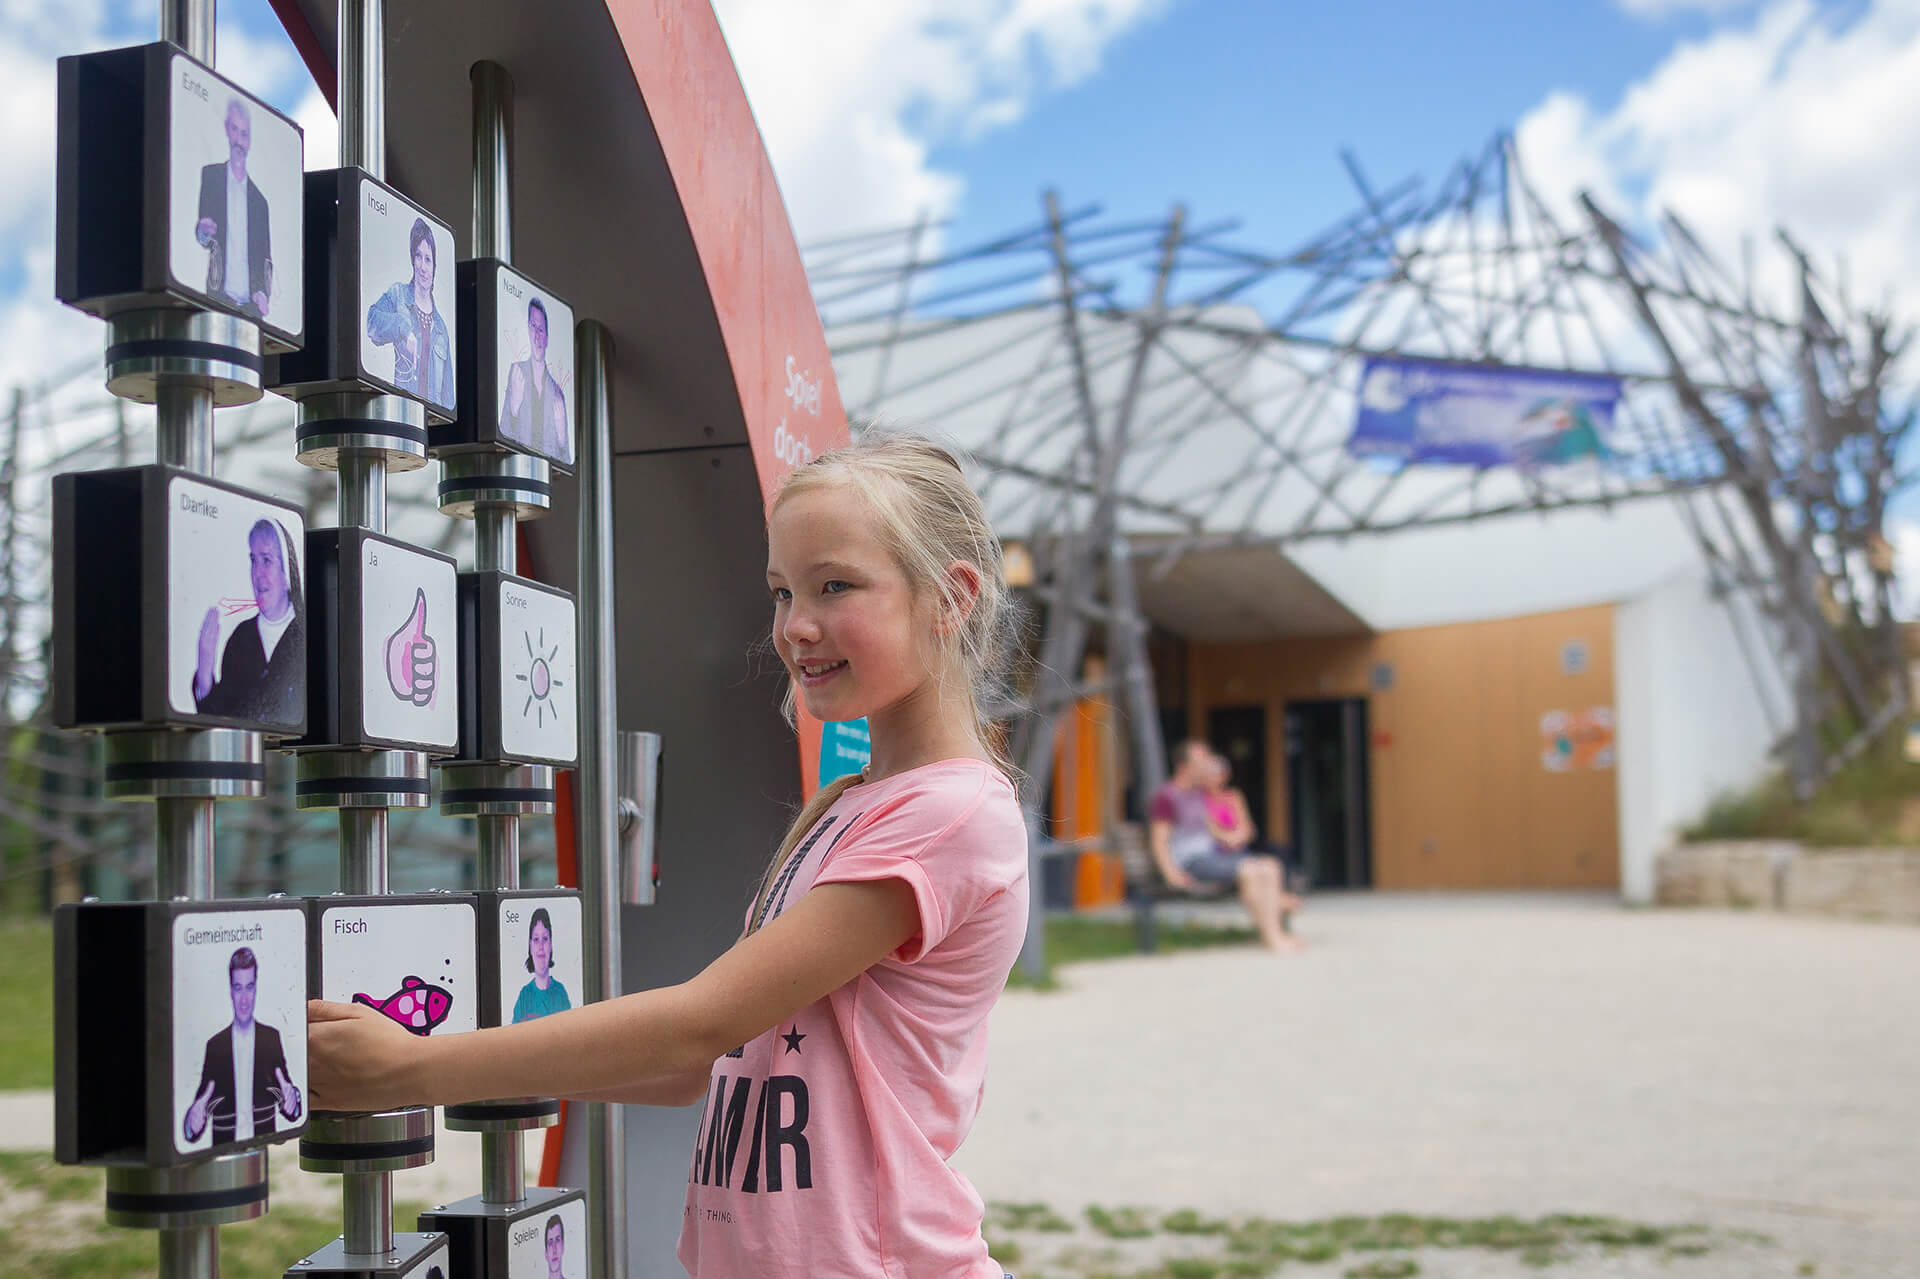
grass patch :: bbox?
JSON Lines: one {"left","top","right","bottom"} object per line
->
{"left": 1683, "top": 728, "right": 1920, "bottom": 847}
{"left": 1007, "top": 917, "right": 1260, "bottom": 989}
{"left": 0, "top": 917, "right": 54, "bottom": 1089}
{"left": 996, "top": 1208, "right": 1727, "bottom": 1277}
{"left": 1346, "top": 1261, "right": 1420, "bottom": 1279}
{"left": 0, "top": 1151, "right": 431, "bottom": 1278}
{"left": 989, "top": 1201, "right": 1075, "bottom": 1232}
{"left": 1086, "top": 1204, "right": 1158, "bottom": 1239}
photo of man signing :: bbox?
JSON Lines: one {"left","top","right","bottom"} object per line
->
{"left": 195, "top": 96, "right": 271, "bottom": 319}
{"left": 182, "top": 947, "right": 302, "bottom": 1145}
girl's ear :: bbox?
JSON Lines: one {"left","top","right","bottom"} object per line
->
{"left": 935, "top": 560, "right": 983, "bottom": 636}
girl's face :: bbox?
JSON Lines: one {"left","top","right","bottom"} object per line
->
{"left": 767, "top": 486, "right": 934, "bottom": 725}
{"left": 529, "top": 920, "right": 551, "bottom": 976}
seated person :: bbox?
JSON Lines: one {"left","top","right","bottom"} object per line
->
{"left": 1148, "top": 740, "right": 1302, "bottom": 952}
{"left": 1200, "top": 752, "right": 1305, "bottom": 927}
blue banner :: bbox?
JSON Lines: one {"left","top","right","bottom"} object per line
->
{"left": 817, "top": 717, "right": 871, "bottom": 786}
{"left": 1347, "top": 356, "right": 1622, "bottom": 469}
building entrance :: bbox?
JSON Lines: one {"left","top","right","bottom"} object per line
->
{"left": 1284, "top": 698, "right": 1372, "bottom": 888}
{"left": 1205, "top": 704, "right": 1269, "bottom": 839}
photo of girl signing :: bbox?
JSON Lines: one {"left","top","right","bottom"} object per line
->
{"left": 510, "top": 907, "right": 571, "bottom": 1024}
{"left": 308, "top": 434, "right": 1028, "bottom": 1277}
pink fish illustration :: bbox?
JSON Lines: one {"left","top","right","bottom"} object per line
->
{"left": 353, "top": 975, "right": 453, "bottom": 1035}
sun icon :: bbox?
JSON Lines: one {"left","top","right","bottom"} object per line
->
{"left": 515, "top": 627, "right": 564, "bottom": 725}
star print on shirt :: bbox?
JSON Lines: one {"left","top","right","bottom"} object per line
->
{"left": 780, "top": 1026, "right": 805, "bottom": 1054}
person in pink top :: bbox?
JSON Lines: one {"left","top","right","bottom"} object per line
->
{"left": 306, "top": 434, "right": 1029, "bottom": 1278}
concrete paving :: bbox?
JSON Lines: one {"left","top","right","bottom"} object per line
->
{"left": 959, "top": 893, "right": 1920, "bottom": 1275}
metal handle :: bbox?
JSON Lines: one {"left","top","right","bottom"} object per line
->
{"left": 618, "top": 730, "right": 661, "bottom": 905}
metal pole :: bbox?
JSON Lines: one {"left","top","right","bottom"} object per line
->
{"left": 158, "top": 0, "right": 214, "bottom": 61}
{"left": 341, "top": 1173, "right": 393, "bottom": 1256}
{"left": 337, "top": 455, "right": 386, "bottom": 535}
{"left": 471, "top": 62, "right": 513, "bottom": 262}
{"left": 474, "top": 508, "right": 516, "bottom": 574}
{"left": 152, "top": 14, "right": 217, "bottom": 1265}
{"left": 335, "top": 0, "right": 396, "bottom": 1255}
{"left": 574, "top": 320, "right": 625, "bottom": 1279}
{"left": 337, "top": 0, "right": 385, "bottom": 180}
{"left": 154, "top": 796, "right": 216, "bottom": 900}
{"left": 156, "top": 1226, "right": 216, "bottom": 1279}
{"left": 338, "top": 809, "right": 389, "bottom": 896}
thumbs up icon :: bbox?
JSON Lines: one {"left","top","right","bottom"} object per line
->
{"left": 385, "top": 588, "right": 437, "bottom": 708}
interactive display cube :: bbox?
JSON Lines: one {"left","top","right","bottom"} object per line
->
{"left": 266, "top": 168, "right": 458, "bottom": 420}
{"left": 283, "top": 1234, "right": 451, "bottom": 1279}
{"left": 52, "top": 465, "right": 308, "bottom": 737}
{"left": 297, "top": 529, "right": 459, "bottom": 753}
{"left": 473, "top": 889, "right": 584, "bottom": 1030}
{"left": 308, "top": 893, "right": 480, "bottom": 1039}
{"left": 456, "top": 571, "right": 578, "bottom": 766}
{"left": 56, "top": 41, "right": 304, "bottom": 349}
{"left": 55, "top": 898, "right": 309, "bottom": 1166}
{"left": 436, "top": 259, "right": 575, "bottom": 470}
{"left": 418, "top": 1186, "right": 587, "bottom": 1279}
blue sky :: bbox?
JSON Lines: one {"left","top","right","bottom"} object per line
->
{"left": 925, "top": 0, "right": 1720, "bottom": 254}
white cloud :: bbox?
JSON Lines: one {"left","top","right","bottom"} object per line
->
{"left": 1514, "top": 0, "right": 1920, "bottom": 612}
{"left": 1517, "top": 0, "right": 1920, "bottom": 314}
{"left": 1615, "top": 0, "right": 1757, "bottom": 17}
{"left": 712, "top": 0, "right": 1170, "bottom": 245}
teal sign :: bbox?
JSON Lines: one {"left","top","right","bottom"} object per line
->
{"left": 818, "top": 718, "right": 871, "bottom": 786}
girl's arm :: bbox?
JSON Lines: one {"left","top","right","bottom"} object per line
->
{"left": 564, "top": 1069, "right": 713, "bottom": 1108}
{"left": 308, "top": 878, "right": 920, "bottom": 1113}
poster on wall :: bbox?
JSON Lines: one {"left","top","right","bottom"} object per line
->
{"left": 316, "top": 901, "right": 477, "bottom": 1038}
{"left": 507, "top": 1197, "right": 587, "bottom": 1279}
{"left": 171, "top": 909, "right": 306, "bottom": 1155}
{"left": 496, "top": 895, "right": 582, "bottom": 1026}
{"left": 1541, "top": 707, "right": 1615, "bottom": 772}
{"left": 497, "top": 581, "right": 577, "bottom": 762}
{"left": 166, "top": 53, "right": 303, "bottom": 338}
{"left": 360, "top": 538, "right": 458, "bottom": 749}
{"left": 494, "top": 266, "right": 575, "bottom": 468}
{"left": 1348, "top": 356, "right": 1621, "bottom": 470}
{"left": 167, "top": 476, "right": 306, "bottom": 730}
{"left": 357, "top": 175, "right": 457, "bottom": 415}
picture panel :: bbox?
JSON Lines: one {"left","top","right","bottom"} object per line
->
{"left": 166, "top": 52, "right": 303, "bottom": 335}
{"left": 495, "top": 267, "right": 575, "bottom": 467}
{"left": 171, "top": 908, "right": 307, "bottom": 1156}
{"left": 317, "top": 901, "right": 478, "bottom": 1037}
{"left": 497, "top": 581, "right": 577, "bottom": 762}
{"left": 497, "top": 895, "right": 582, "bottom": 1027}
{"left": 167, "top": 476, "right": 306, "bottom": 731}
{"left": 359, "top": 537, "right": 459, "bottom": 749}
{"left": 506, "top": 1196, "right": 587, "bottom": 1279}
{"left": 357, "top": 175, "right": 457, "bottom": 415}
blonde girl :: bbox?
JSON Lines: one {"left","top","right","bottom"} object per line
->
{"left": 308, "top": 434, "right": 1029, "bottom": 1278}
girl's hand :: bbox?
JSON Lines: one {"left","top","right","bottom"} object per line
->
{"left": 307, "top": 1000, "right": 427, "bottom": 1113}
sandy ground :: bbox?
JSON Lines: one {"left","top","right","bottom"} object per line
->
{"left": 958, "top": 893, "right": 1920, "bottom": 1276}
{"left": 6, "top": 895, "right": 1917, "bottom": 1275}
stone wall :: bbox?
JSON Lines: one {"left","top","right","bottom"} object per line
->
{"left": 1656, "top": 842, "right": 1920, "bottom": 923}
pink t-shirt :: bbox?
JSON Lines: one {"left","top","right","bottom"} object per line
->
{"left": 678, "top": 758, "right": 1029, "bottom": 1278}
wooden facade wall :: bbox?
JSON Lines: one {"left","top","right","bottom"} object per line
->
{"left": 1187, "top": 604, "right": 1620, "bottom": 891}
